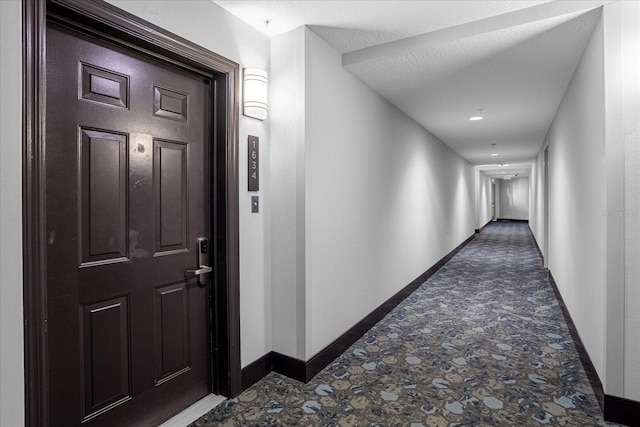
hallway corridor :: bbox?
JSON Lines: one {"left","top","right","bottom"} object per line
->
{"left": 193, "top": 222, "right": 613, "bottom": 426}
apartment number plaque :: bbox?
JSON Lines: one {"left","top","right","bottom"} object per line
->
{"left": 248, "top": 135, "right": 259, "bottom": 191}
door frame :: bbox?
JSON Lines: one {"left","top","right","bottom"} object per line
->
{"left": 23, "top": 0, "right": 242, "bottom": 424}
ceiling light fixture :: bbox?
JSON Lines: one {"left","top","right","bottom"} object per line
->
{"left": 469, "top": 108, "right": 484, "bottom": 121}
{"left": 491, "top": 153, "right": 500, "bottom": 157}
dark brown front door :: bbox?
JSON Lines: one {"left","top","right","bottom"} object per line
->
{"left": 46, "top": 22, "right": 212, "bottom": 426}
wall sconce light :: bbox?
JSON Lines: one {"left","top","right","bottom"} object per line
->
{"left": 243, "top": 68, "right": 268, "bottom": 120}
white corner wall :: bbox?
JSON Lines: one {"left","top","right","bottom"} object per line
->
{"left": 0, "top": 1, "right": 24, "bottom": 425}
{"left": 498, "top": 177, "right": 529, "bottom": 220}
{"left": 618, "top": 0, "right": 640, "bottom": 400}
{"left": 270, "top": 26, "right": 307, "bottom": 359}
{"left": 545, "top": 13, "right": 607, "bottom": 383}
{"left": 476, "top": 170, "right": 493, "bottom": 230}
{"left": 303, "top": 28, "right": 475, "bottom": 358}
{"left": 96, "top": 1, "right": 274, "bottom": 368}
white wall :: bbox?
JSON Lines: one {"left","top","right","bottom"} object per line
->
{"left": 268, "top": 27, "right": 474, "bottom": 360}
{"left": 529, "top": 2, "right": 640, "bottom": 402}
{"left": 0, "top": 2, "right": 24, "bottom": 425}
{"left": 498, "top": 177, "right": 529, "bottom": 220}
{"left": 542, "top": 12, "right": 607, "bottom": 384}
{"left": 617, "top": 1, "right": 640, "bottom": 400}
{"left": 529, "top": 145, "right": 547, "bottom": 261}
{"left": 602, "top": 3, "right": 625, "bottom": 396}
{"left": 305, "top": 27, "right": 475, "bottom": 357}
{"left": 530, "top": 2, "right": 640, "bottom": 401}
{"left": 270, "top": 27, "right": 307, "bottom": 358}
{"left": 475, "top": 170, "right": 492, "bottom": 230}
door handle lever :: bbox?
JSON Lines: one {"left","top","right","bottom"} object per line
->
{"left": 186, "top": 265, "right": 212, "bottom": 276}
{"left": 190, "top": 237, "right": 211, "bottom": 286}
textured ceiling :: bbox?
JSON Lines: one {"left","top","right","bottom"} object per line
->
{"left": 214, "top": 0, "right": 606, "bottom": 176}
{"left": 215, "top": 1, "right": 550, "bottom": 50}
{"left": 345, "top": 9, "right": 601, "bottom": 166}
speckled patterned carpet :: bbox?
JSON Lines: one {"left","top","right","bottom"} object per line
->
{"left": 192, "top": 221, "right": 615, "bottom": 426}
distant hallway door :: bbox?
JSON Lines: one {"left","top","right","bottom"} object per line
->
{"left": 45, "top": 22, "right": 212, "bottom": 425}
{"left": 492, "top": 182, "right": 496, "bottom": 220}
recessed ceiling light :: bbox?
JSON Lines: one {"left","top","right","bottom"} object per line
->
{"left": 503, "top": 163, "right": 511, "bottom": 167}
{"left": 469, "top": 108, "right": 484, "bottom": 121}
{"left": 491, "top": 153, "right": 500, "bottom": 156}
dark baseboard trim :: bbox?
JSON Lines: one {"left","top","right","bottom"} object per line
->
{"left": 241, "top": 352, "right": 308, "bottom": 390}
{"left": 241, "top": 352, "right": 272, "bottom": 390}
{"left": 496, "top": 218, "right": 529, "bottom": 223}
{"left": 475, "top": 220, "right": 492, "bottom": 234}
{"left": 528, "top": 225, "right": 544, "bottom": 264}
{"left": 240, "top": 230, "right": 638, "bottom": 427}
{"left": 241, "top": 351, "right": 310, "bottom": 388}
{"left": 241, "top": 234, "right": 476, "bottom": 389}
{"left": 302, "top": 233, "right": 475, "bottom": 382}
{"left": 547, "top": 272, "right": 604, "bottom": 412}
{"left": 604, "top": 394, "right": 640, "bottom": 426}
{"left": 529, "top": 229, "right": 639, "bottom": 426}
{"left": 272, "top": 352, "right": 307, "bottom": 383}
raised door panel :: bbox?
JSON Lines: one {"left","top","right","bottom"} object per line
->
{"left": 80, "top": 63, "right": 129, "bottom": 108}
{"left": 81, "top": 297, "right": 131, "bottom": 420}
{"left": 154, "top": 283, "right": 190, "bottom": 385}
{"left": 79, "top": 128, "right": 128, "bottom": 266}
{"left": 154, "top": 85, "right": 188, "bottom": 122}
{"left": 153, "top": 139, "right": 188, "bottom": 255}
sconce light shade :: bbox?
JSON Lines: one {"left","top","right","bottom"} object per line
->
{"left": 243, "top": 68, "right": 268, "bottom": 120}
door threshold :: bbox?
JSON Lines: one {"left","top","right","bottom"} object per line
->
{"left": 158, "top": 394, "right": 226, "bottom": 427}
